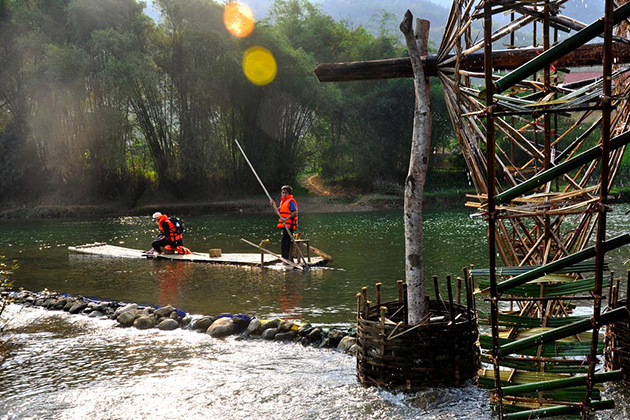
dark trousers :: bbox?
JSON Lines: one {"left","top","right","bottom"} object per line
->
{"left": 152, "top": 236, "right": 182, "bottom": 252}
{"left": 281, "top": 228, "right": 293, "bottom": 260}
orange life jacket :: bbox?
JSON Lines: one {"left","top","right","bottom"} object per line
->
{"left": 158, "top": 214, "right": 184, "bottom": 242}
{"left": 164, "top": 245, "right": 191, "bottom": 254}
{"left": 277, "top": 195, "right": 298, "bottom": 230}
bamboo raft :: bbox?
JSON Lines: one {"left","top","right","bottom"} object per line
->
{"left": 68, "top": 242, "right": 328, "bottom": 269}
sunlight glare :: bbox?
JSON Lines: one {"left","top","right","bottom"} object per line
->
{"left": 224, "top": 2, "right": 255, "bottom": 38}
{"left": 242, "top": 46, "right": 277, "bottom": 86}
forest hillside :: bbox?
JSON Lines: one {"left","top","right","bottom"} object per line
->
{"left": 0, "top": 0, "right": 621, "bottom": 215}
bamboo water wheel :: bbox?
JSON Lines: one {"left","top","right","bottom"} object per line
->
{"left": 315, "top": 0, "right": 630, "bottom": 417}
{"left": 437, "top": 1, "right": 630, "bottom": 418}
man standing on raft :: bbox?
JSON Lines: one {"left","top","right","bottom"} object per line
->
{"left": 269, "top": 185, "right": 298, "bottom": 260}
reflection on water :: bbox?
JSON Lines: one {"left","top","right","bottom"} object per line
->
{"left": 156, "top": 261, "right": 192, "bottom": 307}
{"left": 0, "top": 210, "right": 491, "bottom": 324}
{"left": 2, "top": 206, "right": 630, "bottom": 418}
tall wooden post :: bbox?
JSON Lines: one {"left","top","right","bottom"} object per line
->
{"left": 583, "top": 0, "right": 614, "bottom": 417}
{"left": 483, "top": 1, "right": 503, "bottom": 417}
{"left": 400, "top": 11, "right": 431, "bottom": 324}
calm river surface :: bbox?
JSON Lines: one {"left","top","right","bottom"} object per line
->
{"left": 1, "top": 207, "right": 630, "bottom": 419}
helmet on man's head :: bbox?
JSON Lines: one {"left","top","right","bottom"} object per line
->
{"left": 152, "top": 212, "right": 162, "bottom": 220}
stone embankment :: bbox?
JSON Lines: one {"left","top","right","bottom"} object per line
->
{"left": 10, "top": 290, "right": 358, "bottom": 354}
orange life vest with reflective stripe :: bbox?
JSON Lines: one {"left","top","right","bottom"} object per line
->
{"left": 158, "top": 214, "right": 183, "bottom": 242}
{"left": 277, "top": 196, "right": 298, "bottom": 230}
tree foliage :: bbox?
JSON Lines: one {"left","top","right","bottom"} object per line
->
{"left": 0, "top": 0, "right": 460, "bottom": 206}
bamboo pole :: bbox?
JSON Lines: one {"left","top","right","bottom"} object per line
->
{"left": 233, "top": 139, "right": 309, "bottom": 269}
{"left": 495, "top": 234, "right": 630, "bottom": 293}
{"left": 490, "top": 2, "right": 630, "bottom": 95}
{"left": 498, "top": 306, "right": 630, "bottom": 357}
{"left": 362, "top": 287, "right": 368, "bottom": 319}
{"left": 447, "top": 274, "right": 455, "bottom": 321}
{"left": 483, "top": 1, "right": 503, "bottom": 415}
{"left": 240, "top": 238, "right": 302, "bottom": 269}
{"left": 463, "top": 267, "right": 472, "bottom": 311}
{"left": 503, "top": 400, "right": 615, "bottom": 419}
{"left": 584, "top": 3, "right": 615, "bottom": 417}
{"left": 433, "top": 274, "right": 441, "bottom": 301}
{"left": 502, "top": 370, "right": 622, "bottom": 396}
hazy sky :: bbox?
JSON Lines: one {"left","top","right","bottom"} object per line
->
{"left": 142, "top": 0, "right": 456, "bottom": 23}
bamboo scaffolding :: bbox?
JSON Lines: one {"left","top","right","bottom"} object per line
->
{"left": 490, "top": 2, "right": 630, "bottom": 95}
{"left": 498, "top": 307, "right": 630, "bottom": 357}
{"left": 316, "top": 0, "right": 630, "bottom": 415}
{"left": 494, "top": 234, "right": 630, "bottom": 293}
{"left": 502, "top": 370, "right": 622, "bottom": 396}
{"left": 503, "top": 400, "right": 615, "bottom": 419}
{"left": 495, "top": 130, "right": 630, "bottom": 204}
{"left": 480, "top": 335, "right": 602, "bottom": 358}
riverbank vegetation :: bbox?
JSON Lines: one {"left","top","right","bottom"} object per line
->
{"left": 1, "top": 0, "right": 627, "bottom": 214}
{"left": 0, "top": 0, "right": 468, "bottom": 212}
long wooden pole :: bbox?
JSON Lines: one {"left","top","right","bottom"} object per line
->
{"left": 313, "top": 43, "right": 630, "bottom": 83}
{"left": 233, "top": 139, "right": 309, "bottom": 269}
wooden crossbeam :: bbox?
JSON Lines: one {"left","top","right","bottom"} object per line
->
{"left": 314, "top": 43, "right": 630, "bottom": 83}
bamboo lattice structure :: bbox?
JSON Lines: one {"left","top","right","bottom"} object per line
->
{"left": 314, "top": 0, "right": 630, "bottom": 417}
{"left": 444, "top": 1, "right": 630, "bottom": 418}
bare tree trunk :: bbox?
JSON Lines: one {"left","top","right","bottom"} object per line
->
{"left": 400, "top": 11, "right": 432, "bottom": 324}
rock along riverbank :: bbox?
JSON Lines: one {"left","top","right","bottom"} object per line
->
{"left": 8, "top": 289, "right": 358, "bottom": 354}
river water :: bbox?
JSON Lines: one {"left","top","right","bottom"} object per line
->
{"left": 1, "top": 207, "right": 630, "bottom": 419}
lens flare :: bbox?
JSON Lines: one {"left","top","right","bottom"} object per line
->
{"left": 224, "top": 2, "right": 255, "bottom": 38}
{"left": 242, "top": 46, "right": 277, "bottom": 86}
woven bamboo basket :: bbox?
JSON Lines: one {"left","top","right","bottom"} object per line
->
{"left": 356, "top": 299, "right": 479, "bottom": 390}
